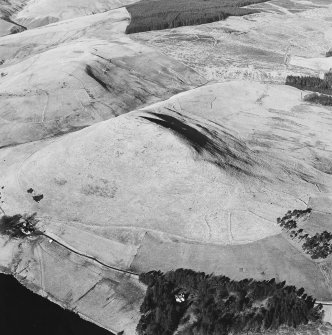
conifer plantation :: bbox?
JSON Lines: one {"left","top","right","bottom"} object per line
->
{"left": 285, "top": 72, "right": 332, "bottom": 95}
{"left": 125, "top": 0, "right": 268, "bottom": 34}
{"left": 137, "top": 269, "right": 323, "bottom": 335}
{"left": 304, "top": 93, "right": 332, "bottom": 106}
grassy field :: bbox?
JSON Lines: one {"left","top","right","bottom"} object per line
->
{"left": 125, "top": 0, "right": 268, "bottom": 34}
{"left": 130, "top": 233, "right": 332, "bottom": 301}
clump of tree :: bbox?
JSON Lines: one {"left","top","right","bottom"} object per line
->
{"left": 277, "top": 208, "right": 332, "bottom": 260}
{"left": 326, "top": 50, "right": 332, "bottom": 57}
{"left": 285, "top": 73, "right": 332, "bottom": 95}
{"left": 303, "top": 231, "right": 332, "bottom": 259}
{"left": 277, "top": 208, "right": 311, "bottom": 237}
{"left": 0, "top": 213, "right": 40, "bottom": 238}
{"left": 304, "top": 92, "right": 332, "bottom": 106}
{"left": 125, "top": 0, "right": 268, "bottom": 34}
{"left": 137, "top": 269, "right": 323, "bottom": 335}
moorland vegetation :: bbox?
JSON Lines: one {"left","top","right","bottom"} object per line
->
{"left": 125, "top": 0, "right": 268, "bottom": 34}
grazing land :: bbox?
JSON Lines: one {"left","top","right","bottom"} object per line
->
{"left": 0, "top": 8, "right": 205, "bottom": 147}
{"left": 125, "top": 0, "right": 268, "bottom": 34}
{"left": 0, "top": 1, "right": 332, "bottom": 335}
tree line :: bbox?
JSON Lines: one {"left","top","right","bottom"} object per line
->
{"left": 304, "top": 92, "right": 332, "bottom": 106}
{"left": 125, "top": 0, "right": 268, "bottom": 34}
{"left": 285, "top": 73, "right": 332, "bottom": 95}
{"left": 137, "top": 268, "right": 323, "bottom": 335}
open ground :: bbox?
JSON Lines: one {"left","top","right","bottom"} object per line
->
{"left": 0, "top": 0, "right": 332, "bottom": 334}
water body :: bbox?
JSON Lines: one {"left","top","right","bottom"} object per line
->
{"left": 0, "top": 273, "right": 114, "bottom": 335}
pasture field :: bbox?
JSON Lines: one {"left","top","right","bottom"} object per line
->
{"left": 130, "top": 233, "right": 332, "bottom": 301}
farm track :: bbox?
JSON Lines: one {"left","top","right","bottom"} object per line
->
{"left": 41, "top": 231, "right": 139, "bottom": 277}
{"left": 36, "top": 243, "right": 46, "bottom": 291}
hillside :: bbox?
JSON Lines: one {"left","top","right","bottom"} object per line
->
{"left": 1, "top": 0, "right": 137, "bottom": 28}
{"left": 131, "top": 0, "right": 332, "bottom": 82}
{"left": 1, "top": 81, "right": 332, "bottom": 334}
{"left": 0, "top": 8, "right": 205, "bottom": 146}
{"left": 0, "top": 0, "right": 332, "bottom": 335}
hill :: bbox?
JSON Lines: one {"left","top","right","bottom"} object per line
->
{"left": 1, "top": 1, "right": 332, "bottom": 334}
{"left": 0, "top": 81, "right": 332, "bottom": 334}
{"left": 1, "top": 0, "right": 137, "bottom": 28}
{"left": 0, "top": 8, "right": 205, "bottom": 147}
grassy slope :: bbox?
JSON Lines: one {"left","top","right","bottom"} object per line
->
{"left": 0, "top": 9, "right": 205, "bottom": 147}
{"left": 2, "top": 82, "right": 331, "bottom": 303}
